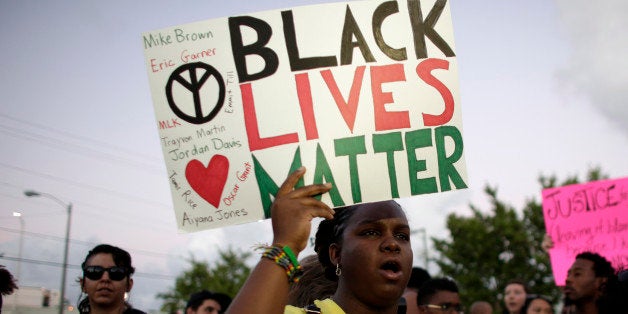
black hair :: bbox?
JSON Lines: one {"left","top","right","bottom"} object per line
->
{"left": 0, "top": 265, "right": 18, "bottom": 311}
{"left": 77, "top": 244, "right": 135, "bottom": 313}
{"left": 574, "top": 252, "right": 628, "bottom": 313}
{"left": 314, "top": 200, "right": 403, "bottom": 281}
{"left": 521, "top": 294, "right": 553, "bottom": 314}
{"left": 186, "top": 290, "right": 231, "bottom": 313}
{"left": 80, "top": 244, "right": 135, "bottom": 275}
{"left": 0, "top": 265, "right": 18, "bottom": 296}
{"left": 288, "top": 254, "right": 337, "bottom": 307}
{"left": 407, "top": 267, "right": 431, "bottom": 289}
{"left": 575, "top": 252, "right": 614, "bottom": 279}
{"left": 416, "top": 278, "right": 459, "bottom": 306}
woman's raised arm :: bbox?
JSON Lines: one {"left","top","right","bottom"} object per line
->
{"left": 226, "top": 167, "right": 333, "bottom": 314}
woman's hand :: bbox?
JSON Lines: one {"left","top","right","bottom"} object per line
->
{"left": 226, "top": 167, "right": 334, "bottom": 314}
{"left": 271, "top": 167, "right": 334, "bottom": 254}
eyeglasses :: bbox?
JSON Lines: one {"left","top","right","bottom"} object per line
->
{"left": 422, "top": 303, "right": 464, "bottom": 314}
{"left": 83, "top": 266, "right": 128, "bottom": 281}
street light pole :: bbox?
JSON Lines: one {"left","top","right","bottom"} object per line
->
{"left": 24, "top": 190, "right": 72, "bottom": 314}
{"left": 412, "top": 228, "right": 429, "bottom": 270}
{"left": 12, "top": 211, "right": 24, "bottom": 313}
{"left": 421, "top": 229, "right": 429, "bottom": 270}
{"left": 60, "top": 203, "right": 72, "bottom": 314}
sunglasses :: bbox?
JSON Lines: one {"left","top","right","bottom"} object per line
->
{"left": 83, "top": 266, "right": 128, "bottom": 281}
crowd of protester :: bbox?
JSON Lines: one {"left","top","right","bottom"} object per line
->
{"left": 2, "top": 169, "right": 626, "bottom": 314}
{"left": 2, "top": 232, "right": 625, "bottom": 314}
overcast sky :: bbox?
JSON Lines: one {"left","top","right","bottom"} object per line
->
{"left": 1, "top": 0, "right": 627, "bottom": 311}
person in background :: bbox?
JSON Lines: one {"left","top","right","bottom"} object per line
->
{"left": 503, "top": 279, "right": 528, "bottom": 314}
{"left": 0, "top": 265, "right": 18, "bottom": 313}
{"left": 287, "top": 254, "right": 337, "bottom": 307}
{"left": 226, "top": 167, "right": 413, "bottom": 314}
{"left": 416, "top": 278, "right": 463, "bottom": 314}
{"left": 521, "top": 295, "right": 553, "bottom": 314}
{"left": 563, "top": 251, "right": 627, "bottom": 314}
{"left": 470, "top": 300, "right": 493, "bottom": 314}
{"left": 541, "top": 236, "right": 628, "bottom": 314}
{"left": 77, "top": 244, "right": 145, "bottom": 314}
{"left": 403, "top": 267, "right": 431, "bottom": 314}
{"left": 185, "top": 290, "right": 231, "bottom": 314}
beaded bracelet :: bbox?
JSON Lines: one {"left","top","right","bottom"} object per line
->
{"left": 259, "top": 245, "right": 303, "bottom": 283}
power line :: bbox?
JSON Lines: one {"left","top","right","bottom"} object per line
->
{"left": 0, "top": 255, "right": 175, "bottom": 280}
{"left": 0, "top": 114, "right": 171, "bottom": 213}
{"left": 0, "top": 226, "right": 90, "bottom": 245}
{"left": 0, "top": 164, "right": 170, "bottom": 209}
{"left": 0, "top": 182, "right": 175, "bottom": 236}
{"left": 0, "top": 113, "right": 157, "bottom": 159}
{"left": 0, "top": 113, "right": 162, "bottom": 166}
{"left": 0, "top": 125, "right": 164, "bottom": 173}
{"left": 0, "top": 226, "right": 178, "bottom": 259}
{"left": 0, "top": 114, "right": 180, "bottom": 239}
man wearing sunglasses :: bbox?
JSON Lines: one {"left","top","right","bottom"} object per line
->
{"left": 78, "top": 244, "right": 145, "bottom": 314}
{"left": 417, "top": 278, "right": 463, "bottom": 314}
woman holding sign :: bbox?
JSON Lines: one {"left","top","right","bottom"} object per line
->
{"left": 227, "top": 167, "right": 413, "bottom": 314}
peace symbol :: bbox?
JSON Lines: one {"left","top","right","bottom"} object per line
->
{"left": 165, "top": 62, "right": 225, "bottom": 124}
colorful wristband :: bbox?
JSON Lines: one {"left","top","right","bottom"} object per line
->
{"left": 282, "top": 246, "right": 299, "bottom": 269}
{"left": 259, "top": 245, "right": 303, "bottom": 283}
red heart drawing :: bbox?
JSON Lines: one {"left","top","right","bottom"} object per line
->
{"left": 185, "top": 155, "right": 229, "bottom": 208}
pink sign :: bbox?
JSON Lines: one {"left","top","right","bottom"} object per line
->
{"left": 542, "top": 177, "right": 628, "bottom": 285}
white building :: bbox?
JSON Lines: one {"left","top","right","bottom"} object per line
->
{"left": 2, "top": 286, "right": 75, "bottom": 314}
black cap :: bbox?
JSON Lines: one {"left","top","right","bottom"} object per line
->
{"left": 186, "top": 290, "right": 231, "bottom": 313}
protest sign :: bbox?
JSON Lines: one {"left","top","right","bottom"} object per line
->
{"left": 143, "top": 0, "right": 467, "bottom": 232}
{"left": 542, "top": 177, "right": 628, "bottom": 285}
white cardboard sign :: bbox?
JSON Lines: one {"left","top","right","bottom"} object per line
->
{"left": 143, "top": 0, "right": 467, "bottom": 232}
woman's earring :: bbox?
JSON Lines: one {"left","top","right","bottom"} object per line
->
{"left": 335, "top": 263, "right": 341, "bottom": 276}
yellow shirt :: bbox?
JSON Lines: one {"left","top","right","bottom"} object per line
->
{"left": 284, "top": 299, "right": 345, "bottom": 314}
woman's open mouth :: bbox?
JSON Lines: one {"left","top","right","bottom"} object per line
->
{"left": 379, "top": 260, "right": 402, "bottom": 280}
